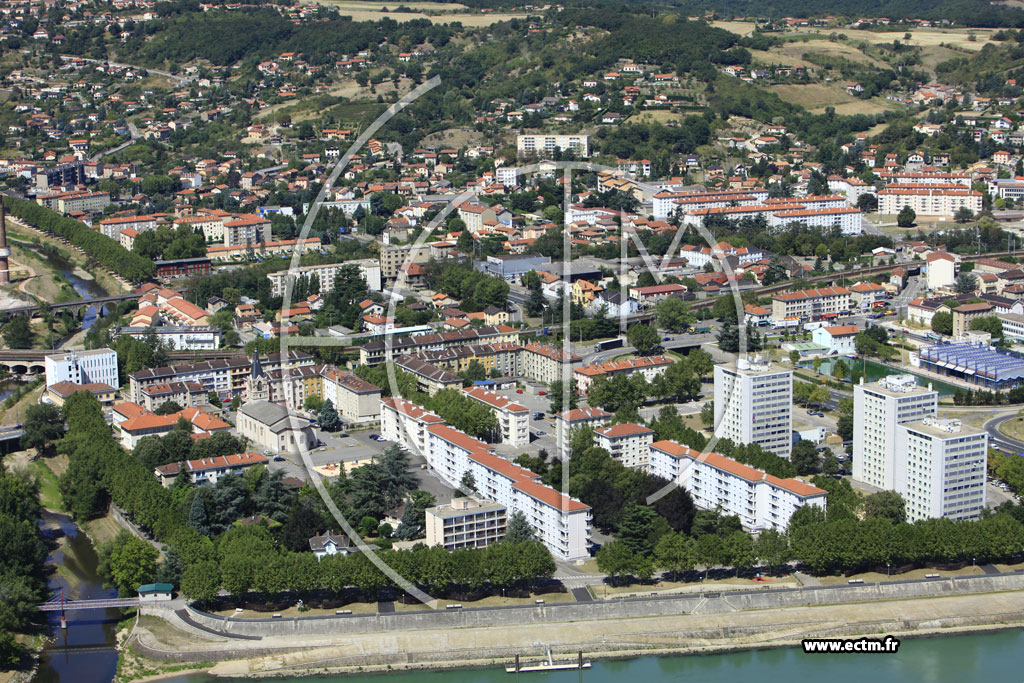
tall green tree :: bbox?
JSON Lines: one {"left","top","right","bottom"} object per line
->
{"left": 97, "top": 530, "right": 159, "bottom": 595}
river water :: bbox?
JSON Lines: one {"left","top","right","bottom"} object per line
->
{"left": 166, "top": 629, "right": 1024, "bottom": 683}
{"left": 37, "top": 511, "right": 121, "bottom": 683}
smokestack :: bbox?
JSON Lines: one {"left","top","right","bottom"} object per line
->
{"left": 0, "top": 202, "right": 10, "bottom": 285}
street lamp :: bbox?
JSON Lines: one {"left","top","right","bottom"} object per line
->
{"left": 886, "top": 563, "right": 891, "bottom": 578}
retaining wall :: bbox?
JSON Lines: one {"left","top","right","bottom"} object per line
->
{"left": 180, "top": 572, "right": 1024, "bottom": 638}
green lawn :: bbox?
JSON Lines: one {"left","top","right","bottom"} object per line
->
{"left": 28, "top": 458, "right": 64, "bottom": 511}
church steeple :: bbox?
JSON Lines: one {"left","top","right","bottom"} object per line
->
{"left": 250, "top": 352, "right": 264, "bottom": 380}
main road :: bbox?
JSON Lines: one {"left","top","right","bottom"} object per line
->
{"left": 984, "top": 412, "right": 1024, "bottom": 454}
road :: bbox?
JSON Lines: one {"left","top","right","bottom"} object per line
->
{"left": 984, "top": 413, "right": 1024, "bottom": 453}
{"left": 57, "top": 54, "right": 193, "bottom": 84}
{"left": 91, "top": 119, "right": 140, "bottom": 162}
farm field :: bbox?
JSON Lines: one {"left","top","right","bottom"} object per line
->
{"left": 765, "top": 83, "right": 895, "bottom": 115}
{"left": 713, "top": 20, "right": 999, "bottom": 51}
{"left": 299, "top": 0, "right": 526, "bottom": 24}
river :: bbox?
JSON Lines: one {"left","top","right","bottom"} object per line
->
{"left": 165, "top": 629, "right": 1024, "bottom": 683}
{"left": 15, "top": 239, "right": 113, "bottom": 332}
{"left": 36, "top": 511, "right": 121, "bottom": 683}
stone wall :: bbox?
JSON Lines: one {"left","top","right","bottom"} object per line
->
{"left": 181, "top": 572, "right": 1024, "bottom": 638}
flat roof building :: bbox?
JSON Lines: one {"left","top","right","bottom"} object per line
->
{"left": 895, "top": 417, "right": 987, "bottom": 522}
{"left": 425, "top": 497, "right": 508, "bottom": 551}
{"left": 714, "top": 356, "right": 792, "bottom": 458}
{"left": 853, "top": 374, "right": 938, "bottom": 491}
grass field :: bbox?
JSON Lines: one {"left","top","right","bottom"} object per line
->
{"left": 765, "top": 83, "right": 894, "bottom": 115}
{"left": 626, "top": 110, "right": 687, "bottom": 125}
{"left": 712, "top": 21, "right": 998, "bottom": 51}
{"left": 299, "top": 0, "right": 525, "bottom": 25}
{"left": 775, "top": 39, "right": 886, "bottom": 68}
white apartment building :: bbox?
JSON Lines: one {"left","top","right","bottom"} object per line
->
{"left": 321, "top": 369, "right": 382, "bottom": 423}
{"left": 652, "top": 188, "right": 767, "bottom": 218}
{"left": 895, "top": 417, "right": 987, "bottom": 522}
{"left": 648, "top": 440, "right": 826, "bottom": 531}
{"left": 516, "top": 134, "right": 590, "bottom": 158}
{"left": 267, "top": 260, "right": 383, "bottom": 295}
{"left": 768, "top": 206, "right": 863, "bottom": 235}
{"left": 594, "top": 422, "right": 654, "bottom": 470}
{"left": 44, "top": 348, "right": 118, "bottom": 389}
{"left": 97, "top": 214, "right": 157, "bottom": 240}
{"left": 853, "top": 374, "right": 938, "bottom": 490}
{"left": 554, "top": 406, "right": 612, "bottom": 460}
{"left": 425, "top": 423, "right": 591, "bottom": 560}
{"left": 380, "top": 397, "right": 445, "bottom": 456}
{"left": 222, "top": 214, "right": 272, "bottom": 247}
{"left": 425, "top": 497, "right": 508, "bottom": 550}
{"left": 111, "top": 325, "right": 221, "bottom": 351}
{"left": 878, "top": 187, "right": 983, "bottom": 216}
{"left": 462, "top": 386, "right": 529, "bottom": 446}
{"left": 495, "top": 166, "right": 518, "bottom": 188}
{"left": 771, "top": 286, "right": 852, "bottom": 322}
{"left": 713, "top": 357, "right": 792, "bottom": 458}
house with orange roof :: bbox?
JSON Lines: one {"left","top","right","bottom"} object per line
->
{"left": 154, "top": 452, "right": 268, "bottom": 487}
{"left": 812, "top": 324, "right": 860, "bottom": 355}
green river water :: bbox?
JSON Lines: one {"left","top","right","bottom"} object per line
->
{"left": 169, "top": 628, "right": 1024, "bottom": 683}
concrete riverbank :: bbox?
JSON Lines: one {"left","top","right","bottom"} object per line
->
{"left": 126, "top": 573, "right": 1024, "bottom": 678}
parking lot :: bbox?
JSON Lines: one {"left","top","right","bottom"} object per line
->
{"left": 266, "top": 425, "right": 458, "bottom": 504}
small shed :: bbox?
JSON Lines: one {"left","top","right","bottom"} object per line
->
{"left": 138, "top": 583, "right": 174, "bottom": 602}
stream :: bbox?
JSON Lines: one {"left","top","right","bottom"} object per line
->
{"left": 36, "top": 511, "right": 121, "bottom": 683}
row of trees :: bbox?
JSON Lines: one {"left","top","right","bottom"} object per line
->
{"left": 2, "top": 196, "right": 155, "bottom": 282}
{"left": 0, "top": 465, "right": 49, "bottom": 666}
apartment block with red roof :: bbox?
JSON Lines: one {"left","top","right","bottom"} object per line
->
{"left": 462, "top": 386, "right": 529, "bottom": 446}
{"left": 154, "top": 452, "right": 268, "bottom": 487}
{"left": 574, "top": 355, "right": 673, "bottom": 395}
{"left": 554, "top": 407, "right": 612, "bottom": 460}
{"left": 648, "top": 440, "right": 826, "bottom": 531}
{"left": 771, "top": 286, "right": 852, "bottom": 322}
{"left": 425, "top": 423, "right": 591, "bottom": 559}
{"left": 594, "top": 422, "right": 654, "bottom": 470}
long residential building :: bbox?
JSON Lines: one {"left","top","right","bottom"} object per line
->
{"left": 516, "top": 134, "right": 590, "bottom": 158}
{"left": 647, "top": 440, "right": 827, "bottom": 531}
{"left": 424, "top": 423, "right": 592, "bottom": 560}
{"left": 267, "top": 260, "right": 383, "bottom": 295}
{"left": 771, "top": 286, "right": 852, "bottom": 322}
{"left": 359, "top": 326, "right": 520, "bottom": 365}
{"left": 128, "top": 351, "right": 314, "bottom": 402}
{"left": 574, "top": 355, "right": 673, "bottom": 395}
{"left": 394, "top": 355, "right": 464, "bottom": 395}
{"left": 520, "top": 342, "right": 582, "bottom": 385}
{"left": 877, "top": 186, "right": 983, "bottom": 216}
{"left": 713, "top": 357, "right": 792, "bottom": 458}
{"left": 380, "top": 397, "right": 446, "bottom": 456}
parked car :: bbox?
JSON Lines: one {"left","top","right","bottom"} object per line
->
{"left": 533, "top": 412, "right": 545, "bottom": 419}
{"left": 369, "top": 434, "right": 380, "bottom": 441}
{"left": 273, "top": 455, "right": 285, "bottom": 462}
{"left": 806, "top": 409, "right": 816, "bottom": 414}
